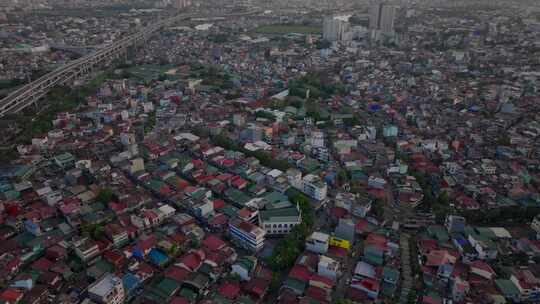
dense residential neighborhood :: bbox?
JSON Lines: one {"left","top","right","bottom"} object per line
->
{"left": 1, "top": 0, "right": 540, "bottom": 303}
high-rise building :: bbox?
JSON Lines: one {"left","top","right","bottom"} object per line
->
{"left": 369, "top": 3, "right": 396, "bottom": 39}
{"left": 323, "top": 17, "right": 350, "bottom": 42}
{"left": 173, "top": 0, "right": 191, "bottom": 10}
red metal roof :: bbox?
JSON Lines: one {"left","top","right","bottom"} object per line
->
{"left": 165, "top": 265, "right": 191, "bottom": 282}
{"left": 202, "top": 235, "right": 226, "bottom": 252}
{"left": 288, "top": 265, "right": 312, "bottom": 282}
{"left": 217, "top": 281, "right": 241, "bottom": 300}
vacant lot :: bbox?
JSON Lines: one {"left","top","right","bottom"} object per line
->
{"left": 254, "top": 24, "right": 321, "bottom": 34}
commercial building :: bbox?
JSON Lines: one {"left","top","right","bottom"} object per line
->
{"left": 228, "top": 217, "right": 266, "bottom": 252}
{"left": 87, "top": 274, "right": 125, "bottom": 304}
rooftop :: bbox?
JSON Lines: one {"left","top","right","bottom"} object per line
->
{"left": 88, "top": 273, "right": 120, "bottom": 298}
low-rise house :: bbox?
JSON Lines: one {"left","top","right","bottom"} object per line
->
{"left": 496, "top": 279, "right": 521, "bottom": 303}
{"left": 230, "top": 256, "right": 257, "bottom": 281}
{"left": 105, "top": 223, "right": 129, "bottom": 248}
{"left": 176, "top": 250, "right": 205, "bottom": 272}
{"left": 467, "top": 233, "right": 498, "bottom": 260}
{"left": 382, "top": 266, "right": 400, "bottom": 286}
{"left": 306, "top": 232, "right": 330, "bottom": 254}
{"left": 510, "top": 268, "right": 540, "bottom": 302}
{"left": 452, "top": 277, "right": 470, "bottom": 302}
{"left": 350, "top": 278, "right": 380, "bottom": 299}
{"left": 317, "top": 255, "right": 340, "bottom": 281}
{"left": 469, "top": 260, "right": 496, "bottom": 280}
{"left": 54, "top": 152, "right": 76, "bottom": 169}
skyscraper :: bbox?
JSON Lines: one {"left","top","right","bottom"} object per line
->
{"left": 369, "top": 3, "right": 396, "bottom": 39}
{"left": 323, "top": 17, "right": 350, "bottom": 42}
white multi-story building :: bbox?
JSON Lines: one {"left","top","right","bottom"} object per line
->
{"left": 87, "top": 274, "right": 125, "bottom": 304}
{"left": 323, "top": 17, "right": 349, "bottom": 42}
{"left": 310, "top": 131, "right": 325, "bottom": 148}
{"left": 229, "top": 218, "right": 266, "bottom": 252}
{"left": 287, "top": 168, "right": 303, "bottom": 189}
{"left": 303, "top": 174, "right": 328, "bottom": 201}
{"left": 369, "top": 4, "right": 396, "bottom": 40}
{"left": 259, "top": 206, "right": 301, "bottom": 235}
{"left": 73, "top": 237, "right": 100, "bottom": 264}
{"left": 481, "top": 159, "right": 497, "bottom": 175}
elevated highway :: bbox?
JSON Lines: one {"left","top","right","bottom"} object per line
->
{"left": 0, "top": 10, "right": 258, "bottom": 117}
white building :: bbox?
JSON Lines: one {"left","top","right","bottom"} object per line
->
{"left": 306, "top": 232, "right": 330, "bottom": 254}
{"left": 129, "top": 158, "right": 145, "bottom": 174}
{"left": 286, "top": 168, "right": 303, "bottom": 189}
{"left": 157, "top": 204, "right": 176, "bottom": 219}
{"left": 481, "top": 159, "right": 497, "bottom": 175}
{"left": 87, "top": 274, "right": 125, "bottom": 304}
{"left": 531, "top": 214, "right": 540, "bottom": 235}
{"left": 74, "top": 238, "right": 100, "bottom": 264}
{"left": 229, "top": 218, "right": 266, "bottom": 252}
{"left": 259, "top": 206, "right": 302, "bottom": 235}
{"left": 230, "top": 256, "right": 257, "bottom": 281}
{"left": 532, "top": 214, "right": 540, "bottom": 240}
{"left": 303, "top": 174, "right": 328, "bottom": 201}
{"left": 318, "top": 255, "right": 340, "bottom": 280}
{"left": 323, "top": 17, "right": 349, "bottom": 42}
{"left": 368, "top": 176, "right": 387, "bottom": 189}
{"left": 369, "top": 4, "right": 396, "bottom": 40}
{"left": 310, "top": 131, "right": 325, "bottom": 148}
{"left": 468, "top": 234, "right": 498, "bottom": 260}
{"left": 120, "top": 133, "right": 136, "bottom": 146}
{"left": 233, "top": 113, "right": 246, "bottom": 127}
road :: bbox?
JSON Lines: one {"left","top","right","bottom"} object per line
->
{"left": 398, "top": 233, "right": 413, "bottom": 304}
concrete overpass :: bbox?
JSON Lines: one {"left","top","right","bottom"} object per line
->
{"left": 0, "top": 10, "right": 258, "bottom": 117}
{"left": 49, "top": 44, "right": 103, "bottom": 56}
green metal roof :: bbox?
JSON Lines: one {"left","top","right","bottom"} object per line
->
{"left": 259, "top": 206, "right": 301, "bottom": 223}
{"left": 495, "top": 279, "right": 519, "bottom": 296}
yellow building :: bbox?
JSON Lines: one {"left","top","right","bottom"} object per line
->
{"left": 329, "top": 236, "right": 350, "bottom": 250}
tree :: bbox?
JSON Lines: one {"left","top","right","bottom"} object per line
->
{"left": 337, "top": 169, "right": 349, "bottom": 185}
{"left": 407, "top": 290, "right": 418, "bottom": 304}
{"left": 255, "top": 111, "right": 276, "bottom": 121}
{"left": 316, "top": 39, "right": 331, "bottom": 49}
{"left": 168, "top": 243, "right": 179, "bottom": 256}
{"left": 81, "top": 223, "right": 105, "bottom": 239}
{"left": 372, "top": 199, "right": 385, "bottom": 219}
{"left": 433, "top": 191, "right": 450, "bottom": 223}
{"left": 95, "top": 188, "right": 114, "bottom": 204}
